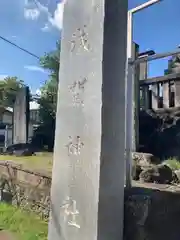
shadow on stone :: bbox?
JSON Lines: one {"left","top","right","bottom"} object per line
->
{"left": 139, "top": 164, "right": 174, "bottom": 184}
{"left": 124, "top": 186, "right": 180, "bottom": 240}
{"left": 5, "top": 143, "right": 35, "bottom": 156}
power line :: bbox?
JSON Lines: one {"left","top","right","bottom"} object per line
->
{"left": 0, "top": 35, "right": 60, "bottom": 65}
{"left": 0, "top": 35, "right": 40, "bottom": 60}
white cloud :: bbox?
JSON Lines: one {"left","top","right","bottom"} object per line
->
{"left": 24, "top": 65, "right": 47, "bottom": 73}
{"left": 23, "top": 0, "right": 64, "bottom": 31}
{"left": 24, "top": 0, "right": 42, "bottom": 20}
{"left": 48, "top": 2, "right": 64, "bottom": 30}
{"left": 41, "top": 23, "right": 50, "bottom": 32}
{"left": 35, "top": 89, "right": 41, "bottom": 96}
{"left": 35, "top": 0, "right": 50, "bottom": 15}
{"left": 0, "top": 75, "right": 8, "bottom": 79}
{"left": 31, "top": 88, "right": 42, "bottom": 97}
{"left": 24, "top": 7, "right": 40, "bottom": 20}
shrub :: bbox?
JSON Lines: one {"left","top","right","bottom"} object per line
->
{"left": 163, "top": 158, "right": 180, "bottom": 171}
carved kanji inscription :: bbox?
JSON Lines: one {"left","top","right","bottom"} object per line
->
{"left": 61, "top": 196, "right": 80, "bottom": 229}
{"left": 71, "top": 25, "right": 90, "bottom": 52}
{"left": 68, "top": 78, "right": 87, "bottom": 107}
{"left": 66, "top": 136, "right": 84, "bottom": 156}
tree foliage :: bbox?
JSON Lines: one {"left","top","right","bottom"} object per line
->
{"left": 32, "top": 41, "right": 60, "bottom": 151}
{"left": 40, "top": 41, "right": 60, "bottom": 79}
{"left": 39, "top": 41, "right": 60, "bottom": 122}
{"left": 0, "top": 77, "right": 24, "bottom": 108}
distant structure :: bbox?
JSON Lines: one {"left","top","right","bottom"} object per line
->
{"left": 0, "top": 99, "right": 40, "bottom": 150}
{"left": 164, "top": 46, "right": 180, "bottom": 75}
{"left": 140, "top": 45, "right": 180, "bottom": 110}
{"left": 13, "top": 86, "right": 30, "bottom": 144}
{"left": 29, "top": 101, "right": 40, "bottom": 125}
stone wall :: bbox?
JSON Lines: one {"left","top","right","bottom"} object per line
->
{"left": 1, "top": 161, "right": 180, "bottom": 239}
{"left": 0, "top": 161, "right": 51, "bottom": 219}
{"left": 124, "top": 182, "right": 180, "bottom": 240}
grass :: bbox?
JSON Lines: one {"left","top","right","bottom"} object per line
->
{"left": 0, "top": 152, "right": 53, "bottom": 173}
{"left": 164, "top": 158, "right": 180, "bottom": 171}
{"left": 0, "top": 203, "right": 48, "bottom": 240}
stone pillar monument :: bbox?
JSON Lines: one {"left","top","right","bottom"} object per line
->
{"left": 139, "top": 61, "right": 147, "bottom": 81}
{"left": 48, "top": 0, "right": 128, "bottom": 240}
{"left": 141, "top": 85, "right": 150, "bottom": 110}
{"left": 139, "top": 55, "right": 149, "bottom": 110}
{"left": 151, "top": 83, "right": 159, "bottom": 110}
{"left": 163, "top": 81, "right": 170, "bottom": 108}
{"left": 132, "top": 43, "right": 140, "bottom": 151}
{"left": 13, "top": 86, "right": 30, "bottom": 144}
{"left": 174, "top": 81, "right": 180, "bottom": 107}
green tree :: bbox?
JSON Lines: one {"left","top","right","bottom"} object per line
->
{"left": 0, "top": 76, "right": 24, "bottom": 108}
{"left": 39, "top": 41, "right": 60, "bottom": 121}
{"left": 32, "top": 41, "right": 60, "bottom": 151}
{"left": 40, "top": 41, "right": 60, "bottom": 80}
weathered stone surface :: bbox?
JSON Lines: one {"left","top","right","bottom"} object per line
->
{"left": 49, "top": 0, "right": 128, "bottom": 240}
{"left": 13, "top": 87, "right": 29, "bottom": 144}
{"left": 133, "top": 152, "right": 160, "bottom": 167}
{"left": 131, "top": 153, "right": 161, "bottom": 186}
{"left": 124, "top": 186, "right": 180, "bottom": 240}
{"left": 132, "top": 162, "right": 142, "bottom": 181}
{"left": 172, "top": 171, "right": 180, "bottom": 183}
{"left": 139, "top": 164, "right": 173, "bottom": 184}
{"left": 163, "top": 82, "right": 170, "bottom": 108}
{"left": 175, "top": 81, "right": 180, "bottom": 107}
{"left": 174, "top": 169, "right": 180, "bottom": 181}
{"left": 151, "top": 84, "right": 159, "bottom": 110}
{"left": 139, "top": 61, "right": 147, "bottom": 81}
{"left": 132, "top": 43, "right": 140, "bottom": 151}
{"left": 141, "top": 86, "right": 150, "bottom": 110}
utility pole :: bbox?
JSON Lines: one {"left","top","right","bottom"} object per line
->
{"left": 125, "top": 0, "right": 161, "bottom": 188}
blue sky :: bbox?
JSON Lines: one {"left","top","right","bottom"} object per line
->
{"left": 0, "top": 0, "right": 64, "bottom": 94}
{"left": 129, "top": 0, "right": 180, "bottom": 77}
{"left": 0, "top": 0, "right": 179, "bottom": 94}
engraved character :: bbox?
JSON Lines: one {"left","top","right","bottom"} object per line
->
{"left": 66, "top": 136, "right": 84, "bottom": 156}
{"left": 62, "top": 197, "right": 80, "bottom": 229}
{"left": 71, "top": 25, "right": 90, "bottom": 52}
{"left": 78, "top": 78, "right": 87, "bottom": 91}
{"left": 72, "top": 93, "right": 84, "bottom": 107}
{"left": 68, "top": 78, "right": 87, "bottom": 107}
